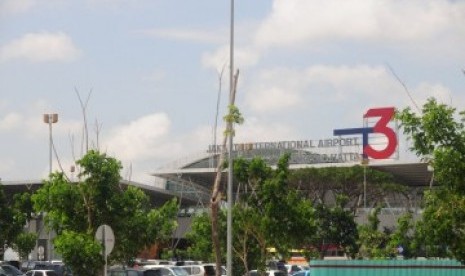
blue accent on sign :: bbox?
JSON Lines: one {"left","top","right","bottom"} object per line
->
{"left": 333, "top": 127, "right": 374, "bottom": 158}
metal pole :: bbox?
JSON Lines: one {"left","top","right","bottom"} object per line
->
{"left": 227, "top": 0, "right": 234, "bottom": 275}
{"left": 44, "top": 113, "right": 58, "bottom": 262}
{"left": 363, "top": 164, "right": 366, "bottom": 209}
{"left": 103, "top": 227, "right": 107, "bottom": 276}
{"left": 49, "top": 119, "right": 53, "bottom": 175}
{"left": 48, "top": 117, "right": 52, "bottom": 262}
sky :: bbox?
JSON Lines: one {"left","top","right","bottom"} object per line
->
{"left": 1, "top": 0, "right": 465, "bottom": 185}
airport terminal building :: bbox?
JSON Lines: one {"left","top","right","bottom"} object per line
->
{"left": 151, "top": 107, "right": 433, "bottom": 242}
{"left": 2, "top": 107, "right": 433, "bottom": 260}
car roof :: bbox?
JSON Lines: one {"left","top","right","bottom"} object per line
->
{"left": 143, "top": 264, "right": 173, "bottom": 268}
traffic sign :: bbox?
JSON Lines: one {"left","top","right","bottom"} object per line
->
{"left": 95, "top": 224, "right": 115, "bottom": 256}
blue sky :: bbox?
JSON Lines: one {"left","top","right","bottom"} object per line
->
{"left": 1, "top": 0, "right": 464, "bottom": 184}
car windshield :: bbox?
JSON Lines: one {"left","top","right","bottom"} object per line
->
{"left": 171, "top": 267, "right": 189, "bottom": 276}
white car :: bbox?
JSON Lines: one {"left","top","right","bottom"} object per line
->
{"left": 247, "top": 270, "right": 287, "bottom": 276}
{"left": 25, "top": 270, "right": 58, "bottom": 276}
{"left": 142, "top": 265, "right": 189, "bottom": 276}
{"left": 180, "top": 264, "right": 226, "bottom": 276}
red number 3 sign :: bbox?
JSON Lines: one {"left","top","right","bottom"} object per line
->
{"left": 334, "top": 107, "right": 397, "bottom": 159}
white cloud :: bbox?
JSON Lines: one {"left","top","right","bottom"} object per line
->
{"left": 0, "top": 32, "right": 81, "bottom": 62}
{"left": 200, "top": 0, "right": 465, "bottom": 81}
{"left": 138, "top": 28, "right": 227, "bottom": 45}
{"left": 235, "top": 117, "right": 298, "bottom": 142}
{"left": 0, "top": 113, "right": 23, "bottom": 131}
{"left": 0, "top": 0, "right": 37, "bottom": 16}
{"left": 100, "top": 114, "right": 220, "bottom": 183}
{"left": 244, "top": 64, "right": 400, "bottom": 113}
{"left": 201, "top": 45, "right": 261, "bottom": 70}
{"left": 102, "top": 113, "right": 175, "bottom": 161}
{"left": 410, "top": 82, "right": 456, "bottom": 107}
{"left": 255, "top": 0, "right": 465, "bottom": 47}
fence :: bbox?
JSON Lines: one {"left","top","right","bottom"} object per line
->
{"left": 310, "top": 259, "right": 465, "bottom": 276}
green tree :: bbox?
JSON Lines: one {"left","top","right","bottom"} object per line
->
{"left": 187, "top": 154, "right": 315, "bottom": 275}
{"left": 386, "top": 212, "right": 415, "bottom": 259}
{"left": 289, "top": 166, "right": 409, "bottom": 213}
{"left": 357, "top": 206, "right": 389, "bottom": 259}
{"left": 32, "top": 150, "right": 179, "bottom": 275}
{"left": 397, "top": 98, "right": 465, "bottom": 262}
{"left": 11, "top": 191, "right": 39, "bottom": 261}
{"left": 186, "top": 208, "right": 260, "bottom": 276}
{"left": 234, "top": 154, "right": 316, "bottom": 273}
{"left": 13, "top": 232, "right": 38, "bottom": 260}
{"left": 0, "top": 184, "right": 26, "bottom": 259}
{"left": 312, "top": 194, "right": 359, "bottom": 259}
{"left": 186, "top": 212, "right": 218, "bottom": 262}
{"left": 54, "top": 230, "right": 103, "bottom": 275}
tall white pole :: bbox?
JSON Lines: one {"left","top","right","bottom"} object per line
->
{"left": 48, "top": 118, "right": 52, "bottom": 262}
{"left": 48, "top": 120, "right": 53, "bottom": 175}
{"left": 44, "top": 113, "right": 58, "bottom": 262}
{"left": 227, "top": 0, "right": 234, "bottom": 275}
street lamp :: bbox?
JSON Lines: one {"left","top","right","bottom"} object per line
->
{"left": 43, "top": 113, "right": 58, "bottom": 262}
{"left": 43, "top": 113, "right": 58, "bottom": 175}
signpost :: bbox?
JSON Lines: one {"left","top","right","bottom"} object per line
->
{"left": 95, "top": 224, "right": 115, "bottom": 276}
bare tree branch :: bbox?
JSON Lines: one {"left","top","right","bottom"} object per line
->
{"left": 75, "top": 87, "right": 92, "bottom": 155}
{"left": 385, "top": 63, "right": 420, "bottom": 112}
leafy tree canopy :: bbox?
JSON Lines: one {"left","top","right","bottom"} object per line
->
{"left": 397, "top": 98, "right": 465, "bottom": 262}
{"left": 0, "top": 184, "right": 29, "bottom": 259}
{"left": 32, "top": 150, "right": 179, "bottom": 274}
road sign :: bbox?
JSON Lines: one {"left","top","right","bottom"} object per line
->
{"left": 95, "top": 224, "right": 115, "bottom": 256}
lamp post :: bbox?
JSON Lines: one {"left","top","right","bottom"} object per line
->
{"left": 43, "top": 113, "right": 58, "bottom": 261}
{"left": 43, "top": 114, "right": 58, "bottom": 175}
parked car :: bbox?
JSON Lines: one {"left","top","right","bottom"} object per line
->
{"left": 173, "top": 261, "right": 201, "bottom": 266}
{"left": 1, "top": 264, "right": 25, "bottom": 276}
{"left": 267, "top": 261, "right": 287, "bottom": 275}
{"left": 135, "top": 259, "right": 174, "bottom": 267}
{"left": 25, "top": 270, "right": 58, "bottom": 276}
{"left": 0, "top": 267, "right": 9, "bottom": 276}
{"left": 290, "top": 271, "right": 310, "bottom": 276}
{"left": 4, "top": 261, "right": 21, "bottom": 271}
{"left": 180, "top": 264, "right": 226, "bottom": 276}
{"left": 142, "top": 265, "right": 189, "bottom": 276}
{"left": 284, "top": 264, "right": 302, "bottom": 274}
{"left": 21, "top": 262, "right": 51, "bottom": 272}
{"left": 108, "top": 267, "right": 163, "bottom": 276}
{"left": 247, "top": 270, "right": 287, "bottom": 276}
